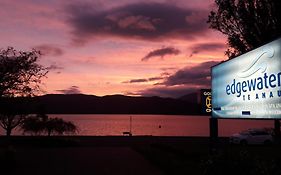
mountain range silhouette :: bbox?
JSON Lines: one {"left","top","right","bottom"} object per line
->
{"left": 0, "top": 94, "right": 201, "bottom": 115}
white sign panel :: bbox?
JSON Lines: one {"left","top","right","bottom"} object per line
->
{"left": 212, "top": 38, "right": 281, "bottom": 119}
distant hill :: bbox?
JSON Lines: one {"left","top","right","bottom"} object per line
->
{"left": 0, "top": 94, "right": 200, "bottom": 115}
{"left": 179, "top": 92, "right": 199, "bottom": 104}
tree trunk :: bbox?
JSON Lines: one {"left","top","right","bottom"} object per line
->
{"left": 6, "top": 128, "right": 12, "bottom": 137}
{"left": 48, "top": 130, "right": 51, "bottom": 137}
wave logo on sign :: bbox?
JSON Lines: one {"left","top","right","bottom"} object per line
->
{"left": 238, "top": 46, "right": 275, "bottom": 78}
{"left": 205, "top": 95, "right": 212, "bottom": 112}
{"left": 203, "top": 91, "right": 212, "bottom": 113}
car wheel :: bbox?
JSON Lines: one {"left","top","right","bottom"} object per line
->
{"left": 240, "top": 140, "right": 247, "bottom": 145}
{"left": 264, "top": 140, "right": 272, "bottom": 145}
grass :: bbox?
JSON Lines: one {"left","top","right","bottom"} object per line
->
{"left": 1, "top": 136, "right": 281, "bottom": 175}
{"left": 134, "top": 141, "right": 281, "bottom": 175}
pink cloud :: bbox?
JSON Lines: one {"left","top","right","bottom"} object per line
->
{"left": 0, "top": 0, "right": 227, "bottom": 98}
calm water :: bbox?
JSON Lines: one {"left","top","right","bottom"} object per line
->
{"left": 0, "top": 115, "right": 273, "bottom": 136}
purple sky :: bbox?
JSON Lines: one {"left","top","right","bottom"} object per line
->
{"left": 0, "top": 0, "right": 227, "bottom": 97}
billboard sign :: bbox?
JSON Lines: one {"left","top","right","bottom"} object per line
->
{"left": 212, "top": 38, "right": 281, "bottom": 119}
{"left": 200, "top": 89, "right": 212, "bottom": 114}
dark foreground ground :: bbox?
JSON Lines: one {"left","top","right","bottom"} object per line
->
{"left": 1, "top": 136, "right": 281, "bottom": 175}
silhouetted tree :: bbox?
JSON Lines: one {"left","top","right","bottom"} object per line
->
{"left": 21, "top": 114, "right": 78, "bottom": 136}
{"left": 45, "top": 118, "right": 77, "bottom": 136}
{"left": 208, "top": 0, "right": 281, "bottom": 58}
{"left": 0, "top": 47, "right": 48, "bottom": 136}
{"left": 21, "top": 114, "right": 47, "bottom": 135}
{"left": 0, "top": 114, "right": 26, "bottom": 137}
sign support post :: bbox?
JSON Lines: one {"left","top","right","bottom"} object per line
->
{"left": 274, "top": 119, "right": 280, "bottom": 138}
{"left": 209, "top": 117, "right": 218, "bottom": 154}
{"left": 209, "top": 118, "right": 218, "bottom": 139}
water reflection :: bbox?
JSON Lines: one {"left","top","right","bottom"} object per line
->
{"left": 0, "top": 114, "right": 273, "bottom": 136}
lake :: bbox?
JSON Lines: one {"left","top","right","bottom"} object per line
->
{"left": 0, "top": 114, "right": 274, "bottom": 136}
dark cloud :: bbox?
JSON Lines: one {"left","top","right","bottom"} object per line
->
{"left": 47, "top": 64, "right": 64, "bottom": 70}
{"left": 125, "top": 61, "right": 221, "bottom": 97}
{"left": 123, "top": 76, "right": 164, "bottom": 84}
{"left": 189, "top": 50, "right": 199, "bottom": 57}
{"left": 56, "top": 86, "right": 82, "bottom": 94}
{"left": 163, "top": 61, "right": 220, "bottom": 86}
{"left": 189, "top": 43, "right": 225, "bottom": 57}
{"left": 47, "top": 63, "right": 64, "bottom": 74}
{"left": 160, "top": 67, "right": 178, "bottom": 72}
{"left": 160, "top": 72, "right": 171, "bottom": 76}
{"left": 65, "top": 2, "right": 208, "bottom": 44}
{"left": 34, "top": 44, "right": 64, "bottom": 56}
{"left": 123, "top": 78, "right": 147, "bottom": 83}
{"left": 148, "top": 77, "right": 164, "bottom": 81}
{"left": 141, "top": 47, "right": 180, "bottom": 61}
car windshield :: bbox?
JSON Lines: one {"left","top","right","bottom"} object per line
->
{"left": 250, "top": 131, "right": 270, "bottom": 135}
{"left": 239, "top": 129, "right": 271, "bottom": 136}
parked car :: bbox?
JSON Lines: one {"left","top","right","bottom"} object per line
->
{"left": 229, "top": 128, "right": 273, "bottom": 145}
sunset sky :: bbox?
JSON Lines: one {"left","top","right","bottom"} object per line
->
{"left": 0, "top": 0, "right": 228, "bottom": 98}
